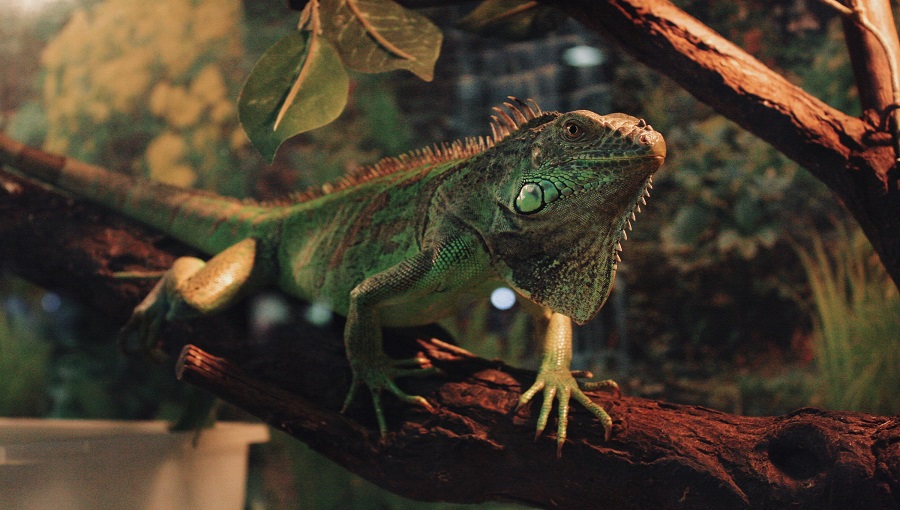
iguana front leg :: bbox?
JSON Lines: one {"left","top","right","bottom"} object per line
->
{"left": 119, "top": 238, "right": 267, "bottom": 355}
{"left": 340, "top": 235, "right": 485, "bottom": 437}
{"left": 518, "top": 310, "right": 619, "bottom": 456}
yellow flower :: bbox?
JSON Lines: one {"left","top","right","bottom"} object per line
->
{"left": 210, "top": 100, "right": 236, "bottom": 124}
{"left": 149, "top": 82, "right": 173, "bottom": 118}
{"left": 88, "top": 102, "right": 111, "bottom": 123}
{"left": 193, "top": 0, "right": 241, "bottom": 45}
{"left": 146, "top": 131, "right": 188, "bottom": 173}
{"left": 146, "top": 131, "right": 197, "bottom": 187}
{"left": 151, "top": 164, "right": 197, "bottom": 188}
{"left": 190, "top": 65, "right": 227, "bottom": 106}
{"left": 162, "top": 85, "right": 204, "bottom": 128}
{"left": 94, "top": 55, "right": 152, "bottom": 112}
{"left": 42, "top": 10, "right": 90, "bottom": 68}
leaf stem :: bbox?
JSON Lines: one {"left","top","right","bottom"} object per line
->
{"left": 276, "top": 0, "right": 322, "bottom": 131}
{"left": 480, "top": 0, "right": 540, "bottom": 26}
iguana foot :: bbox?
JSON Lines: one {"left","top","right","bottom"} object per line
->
{"left": 518, "top": 368, "right": 618, "bottom": 457}
{"left": 341, "top": 355, "right": 442, "bottom": 437}
{"left": 118, "top": 242, "right": 263, "bottom": 360}
{"left": 117, "top": 278, "right": 169, "bottom": 360}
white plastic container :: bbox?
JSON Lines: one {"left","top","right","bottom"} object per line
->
{"left": 0, "top": 418, "right": 269, "bottom": 510}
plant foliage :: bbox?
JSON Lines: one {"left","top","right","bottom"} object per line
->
{"left": 238, "top": 0, "right": 441, "bottom": 161}
{"left": 456, "top": 0, "right": 567, "bottom": 40}
{"left": 795, "top": 227, "right": 900, "bottom": 415}
{"left": 239, "top": 30, "right": 349, "bottom": 162}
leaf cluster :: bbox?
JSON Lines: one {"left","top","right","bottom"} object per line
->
{"left": 238, "top": 0, "right": 442, "bottom": 161}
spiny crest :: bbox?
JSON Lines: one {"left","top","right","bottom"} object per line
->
{"left": 267, "top": 97, "right": 546, "bottom": 205}
{"left": 612, "top": 178, "right": 654, "bottom": 270}
{"left": 489, "top": 97, "right": 544, "bottom": 141}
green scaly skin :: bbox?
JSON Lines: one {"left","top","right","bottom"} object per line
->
{"left": 0, "top": 101, "right": 665, "bottom": 453}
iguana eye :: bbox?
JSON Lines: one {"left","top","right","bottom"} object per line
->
{"left": 563, "top": 120, "right": 584, "bottom": 141}
{"left": 515, "top": 183, "right": 544, "bottom": 214}
{"left": 515, "top": 181, "right": 562, "bottom": 214}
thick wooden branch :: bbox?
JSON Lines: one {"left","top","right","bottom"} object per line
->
{"left": 2, "top": 169, "right": 898, "bottom": 509}
{"left": 178, "top": 337, "right": 900, "bottom": 510}
{"left": 549, "top": 0, "right": 900, "bottom": 287}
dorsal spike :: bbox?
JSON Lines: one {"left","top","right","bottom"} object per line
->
{"left": 509, "top": 97, "right": 531, "bottom": 117}
{"left": 492, "top": 106, "right": 518, "bottom": 131}
{"left": 490, "top": 115, "right": 511, "bottom": 138}
{"left": 508, "top": 96, "right": 542, "bottom": 120}
{"left": 489, "top": 117, "right": 501, "bottom": 141}
{"left": 257, "top": 97, "right": 551, "bottom": 207}
{"left": 503, "top": 101, "right": 529, "bottom": 125}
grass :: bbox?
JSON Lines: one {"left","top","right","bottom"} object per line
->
{"left": 795, "top": 227, "right": 900, "bottom": 415}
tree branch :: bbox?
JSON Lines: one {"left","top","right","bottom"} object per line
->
{"left": 550, "top": 0, "right": 900, "bottom": 287}
{"left": 177, "top": 336, "right": 899, "bottom": 510}
{"left": 552, "top": 0, "right": 874, "bottom": 179}
{"left": 834, "top": 0, "right": 900, "bottom": 165}
{"left": 832, "top": 0, "right": 900, "bottom": 114}
{"left": 1, "top": 168, "right": 898, "bottom": 509}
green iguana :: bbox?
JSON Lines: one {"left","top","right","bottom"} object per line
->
{"left": 0, "top": 98, "right": 665, "bottom": 453}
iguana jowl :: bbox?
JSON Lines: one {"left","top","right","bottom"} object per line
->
{"left": 0, "top": 99, "right": 665, "bottom": 452}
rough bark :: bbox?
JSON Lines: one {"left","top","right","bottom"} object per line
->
{"left": 546, "top": 0, "right": 900, "bottom": 287}
{"left": 1, "top": 169, "right": 898, "bottom": 509}
{"left": 177, "top": 342, "right": 900, "bottom": 510}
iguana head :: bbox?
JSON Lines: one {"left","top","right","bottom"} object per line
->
{"left": 485, "top": 108, "right": 666, "bottom": 324}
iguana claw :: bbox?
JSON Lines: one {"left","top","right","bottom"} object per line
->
{"left": 518, "top": 368, "right": 617, "bottom": 456}
{"left": 341, "top": 355, "right": 441, "bottom": 437}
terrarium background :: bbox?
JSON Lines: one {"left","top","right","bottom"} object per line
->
{"left": 0, "top": 1, "right": 897, "bottom": 509}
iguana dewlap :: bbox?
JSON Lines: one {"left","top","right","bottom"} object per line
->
{"left": 0, "top": 99, "right": 665, "bottom": 454}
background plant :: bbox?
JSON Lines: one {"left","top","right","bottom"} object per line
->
{"left": 796, "top": 226, "right": 900, "bottom": 415}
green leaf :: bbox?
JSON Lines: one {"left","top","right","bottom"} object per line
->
{"left": 238, "top": 30, "right": 349, "bottom": 162}
{"left": 457, "top": 0, "right": 567, "bottom": 41}
{"left": 319, "top": 0, "right": 442, "bottom": 81}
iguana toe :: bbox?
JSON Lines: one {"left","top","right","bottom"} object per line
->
{"left": 342, "top": 356, "right": 440, "bottom": 437}
{"left": 519, "top": 368, "right": 617, "bottom": 455}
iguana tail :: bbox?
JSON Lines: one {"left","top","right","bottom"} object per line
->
{"left": 0, "top": 133, "right": 270, "bottom": 255}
